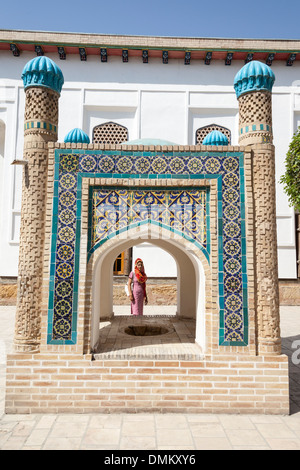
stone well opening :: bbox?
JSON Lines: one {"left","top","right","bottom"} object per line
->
{"left": 124, "top": 324, "right": 173, "bottom": 337}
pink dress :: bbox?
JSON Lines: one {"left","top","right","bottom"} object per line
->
{"left": 129, "top": 271, "right": 146, "bottom": 316}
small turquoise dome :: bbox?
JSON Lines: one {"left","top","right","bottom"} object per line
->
{"left": 234, "top": 60, "right": 275, "bottom": 98}
{"left": 202, "top": 131, "right": 229, "bottom": 146}
{"left": 64, "top": 128, "right": 90, "bottom": 144}
{"left": 21, "top": 56, "right": 64, "bottom": 95}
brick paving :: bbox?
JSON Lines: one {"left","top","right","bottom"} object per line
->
{"left": 1, "top": 305, "right": 300, "bottom": 450}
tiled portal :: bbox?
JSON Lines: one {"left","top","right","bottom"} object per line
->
{"left": 48, "top": 149, "right": 248, "bottom": 348}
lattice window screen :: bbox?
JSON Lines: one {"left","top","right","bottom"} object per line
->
{"left": 92, "top": 122, "right": 129, "bottom": 144}
{"left": 196, "top": 124, "right": 231, "bottom": 145}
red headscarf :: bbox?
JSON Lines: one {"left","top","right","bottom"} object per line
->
{"left": 134, "top": 258, "right": 147, "bottom": 284}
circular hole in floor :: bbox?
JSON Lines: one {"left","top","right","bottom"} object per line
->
{"left": 124, "top": 325, "right": 171, "bottom": 337}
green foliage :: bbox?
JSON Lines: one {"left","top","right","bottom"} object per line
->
{"left": 280, "top": 127, "right": 300, "bottom": 212}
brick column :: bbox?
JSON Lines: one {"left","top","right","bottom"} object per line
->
{"left": 14, "top": 58, "right": 63, "bottom": 352}
{"left": 235, "top": 62, "right": 281, "bottom": 355}
{"left": 251, "top": 145, "right": 281, "bottom": 355}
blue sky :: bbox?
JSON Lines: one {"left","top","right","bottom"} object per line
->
{"left": 1, "top": 0, "right": 300, "bottom": 39}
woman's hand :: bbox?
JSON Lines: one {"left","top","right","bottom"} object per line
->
{"left": 128, "top": 277, "right": 133, "bottom": 302}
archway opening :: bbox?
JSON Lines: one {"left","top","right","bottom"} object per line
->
{"left": 89, "top": 226, "right": 208, "bottom": 360}
{"left": 112, "top": 242, "right": 177, "bottom": 317}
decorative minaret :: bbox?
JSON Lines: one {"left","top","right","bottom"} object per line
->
{"left": 234, "top": 61, "right": 281, "bottom": 355}
{"left": 14, "top": 57, "right": 64, "bottom": 352}
{"left": 234, "top": 60, "right": 275, "bottom": 145}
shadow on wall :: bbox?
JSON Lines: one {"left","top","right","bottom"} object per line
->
{"left": 281, "top": 333, "right": 300, "bottom": 414}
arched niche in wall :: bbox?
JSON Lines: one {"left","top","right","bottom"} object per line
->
{"left": 92, "top": 122, "right": 129, "bottom": 144}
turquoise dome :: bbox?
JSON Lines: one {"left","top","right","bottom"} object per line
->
{"left": 234, "top": 60, "right": 275, "bottom": 98}
{"left": 64, "top": 128, "right": 90, "bottom": 144}
{"left": 202, "top": 130, "right": 229, "bottom": 146}
{"left": 21, "top": 56, "right": 64, "bottom": 95}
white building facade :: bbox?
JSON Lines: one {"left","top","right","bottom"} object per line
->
{"left": 0, "top": 30, "right": 299, "bottom": 279}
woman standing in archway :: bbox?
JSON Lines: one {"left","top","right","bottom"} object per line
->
{"left": 128, "top": 258, "right": 148, "bottom": 315}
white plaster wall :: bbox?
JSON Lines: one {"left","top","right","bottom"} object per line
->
{"left": 0, "top": 84, "right": 23, "bottom": 277}
{"left": 132, "top": 243, "right": 177, "bottom": 277}
{"left": 0, "top": 51, "right": 299, "bottom": 278}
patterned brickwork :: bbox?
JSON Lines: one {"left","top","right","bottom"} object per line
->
{"left": 24, "top": 87, "right": 58, "bottom": 125}
{"left": 239, "top": 91, "right": 272, "bottom": 124}
{"left": 92, "top": 122, "right": 128, "bottom": 144}
{"left": 238, "top": 91, "right": 273, "bottom": 145}
{"left": 14, "top": 86, "right": 59, "bottom": 352}
{"left": 14, "top": 146, "right": 49, "bottom": 351}
{"left": 196, "top": 125, "right": 231, "bottom": 145}
{"left": 252, "top": 146, "right": 281, "bottom": 354}
{"left": 237, "top": 84, "right": 280, "bottom": 354}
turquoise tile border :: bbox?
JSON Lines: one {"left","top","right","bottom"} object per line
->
{"left": 239, "top": 122, "right": 272, "bottom": 135}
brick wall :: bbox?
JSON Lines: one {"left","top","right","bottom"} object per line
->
{"left": 5, "top": 354, "right": 289, "bottom": 414}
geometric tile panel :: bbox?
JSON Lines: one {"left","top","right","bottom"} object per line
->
{"left": 48, "top": 150, "right": 247, "bottom": 347}
{"left": 89, "top": 188, "right": 207, "bottom": 256}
